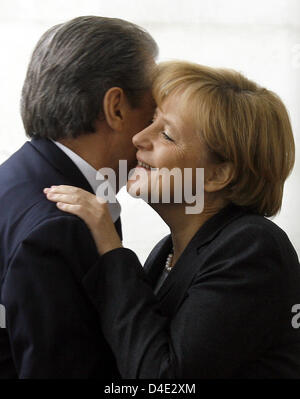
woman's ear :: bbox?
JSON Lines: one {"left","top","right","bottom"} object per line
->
{"left": 204, "top": 161, "right": 234, "bottom": 193}
{"left": 102, "top": 87, "right": 128, "bottom": 131}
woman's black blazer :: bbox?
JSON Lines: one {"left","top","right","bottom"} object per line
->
{"left": 83, "top": 203, "right": 300, "bottom": 378}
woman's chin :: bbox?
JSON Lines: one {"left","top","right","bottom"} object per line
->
{"left": 126, "top": 180, "right": 138, "bottom": 197}
{"left": 127, "top": 168, "right": 149, "bottom": 197}
{"left": 126, "top": 168, "right": 171, "bottom": 203}
{"left": 126, "top": 179, "right": 153, "bottom": 202}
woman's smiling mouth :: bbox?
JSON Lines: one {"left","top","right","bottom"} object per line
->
{"left": 136, "top": 160, "right": 156, "bottom": 171}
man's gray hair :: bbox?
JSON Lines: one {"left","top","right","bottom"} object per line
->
{"left": 21, "top": 16, "right": 158, "bottom": 140}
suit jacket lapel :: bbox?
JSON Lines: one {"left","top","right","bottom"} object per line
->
{"left": 143, "top": 235, "right": 172, "bottom": 287}
{"left": 145, "top": 203, "right": 247, "bottom": 318}
{"left": 29, "top": 138, "right": 95, "bottom": 194}
{"left": 29, "top": 138, "right": 122, "bottom": 239}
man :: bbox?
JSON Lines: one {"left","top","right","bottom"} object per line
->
{"left": 0, "top": 16, "right": 157, "bottom": 378}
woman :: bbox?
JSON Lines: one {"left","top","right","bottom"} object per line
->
{"left": 44, "top": 61, "right": 300, "bottom": 378}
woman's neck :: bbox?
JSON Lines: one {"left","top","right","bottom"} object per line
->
{"left": 153, "top": 198, "right": 227, "bottom": 264}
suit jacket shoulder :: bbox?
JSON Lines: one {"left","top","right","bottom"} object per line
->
{"left": 0, "top": 139, "right": 119, "bottom": 378}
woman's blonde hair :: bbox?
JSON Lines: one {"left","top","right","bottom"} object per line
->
{"left": 153, "top": 61, "right": 295, "bottom": 217}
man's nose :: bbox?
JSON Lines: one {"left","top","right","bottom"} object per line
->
{"left": 132, "top": 127, "right": 153, "bottom": 150}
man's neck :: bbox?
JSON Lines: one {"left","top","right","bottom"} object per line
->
{"left": 57, "top": 134, "right": 114, "bottom": 172}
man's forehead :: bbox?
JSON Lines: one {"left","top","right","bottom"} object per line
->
{"left": 141, "top": 90, "right": 156, "bottom": 109}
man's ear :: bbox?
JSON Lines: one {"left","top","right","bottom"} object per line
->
{"left": 102, "top": 87, "right": 128, "bottom": 131}
{"left": 204, "top": 161, "right": 234, "bottom": 193}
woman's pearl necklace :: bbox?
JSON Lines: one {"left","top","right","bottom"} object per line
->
{"left": 165, "top": 249, "right": 174, "bottom": 272}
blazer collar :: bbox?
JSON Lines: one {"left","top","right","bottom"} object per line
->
{"left": 29, "top": 137, "right": 94, "bottom": 194}
{"left": 144, "top": 203, "right": 247, "bottom": 317}
{"left": 29, "top": 138, "right": 123, "bottom": 239}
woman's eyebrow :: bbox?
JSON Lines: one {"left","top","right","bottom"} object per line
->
{"left": 155, "top": 109, "right": 178, "bottom": 131}
{"left": 161, "top": 115, "right": 177, "bottom": 131}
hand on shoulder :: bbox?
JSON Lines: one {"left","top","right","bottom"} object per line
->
{"left": 44, "top": 185, "right": 122, "bottom": 255}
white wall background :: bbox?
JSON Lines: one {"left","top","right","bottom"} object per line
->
{"left": 0, "top": 0, "right": 299, "bottom": 262}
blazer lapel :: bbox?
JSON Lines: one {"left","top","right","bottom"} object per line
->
{"left": 143, "top": 235, "right": 172, "bottom": 287}
{"left": 29, "top": 138, "right": 94, "bottom": 194}
{"left": 29, "top": 138, "right": 122, "bottom": 239}
{"left": 145, "top": 203, "right": 247, "bottom": 318}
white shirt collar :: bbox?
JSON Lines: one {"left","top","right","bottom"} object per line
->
{"left": 52, "top": 140, "right": 121, "bottom": 222}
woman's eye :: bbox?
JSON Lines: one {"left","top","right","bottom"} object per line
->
{"left": 161, "top": 131, "right": 174, "bottom": 142}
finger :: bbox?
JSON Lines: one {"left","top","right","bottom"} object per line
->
{"left": 46, "top": 192, "right": 79, "bottom": 204}
{"left": 95, "top": 195, "right": 108, "bottom": 205}
{"left": 56, "top": 202, "right": 85, "bottom": 217}
{"left": 43, "top": 185, "right": 83, "bottom": 195}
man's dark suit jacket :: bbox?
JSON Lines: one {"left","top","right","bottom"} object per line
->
{"left": 83, "top": 203, "right": 300, "bottom": 378}
{"left": 0, "top": 138, "right": 121, "bottom": 378}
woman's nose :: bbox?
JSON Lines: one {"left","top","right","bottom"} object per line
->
{"left": 132, "top": 127, "right": 153, "bottom": 150}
